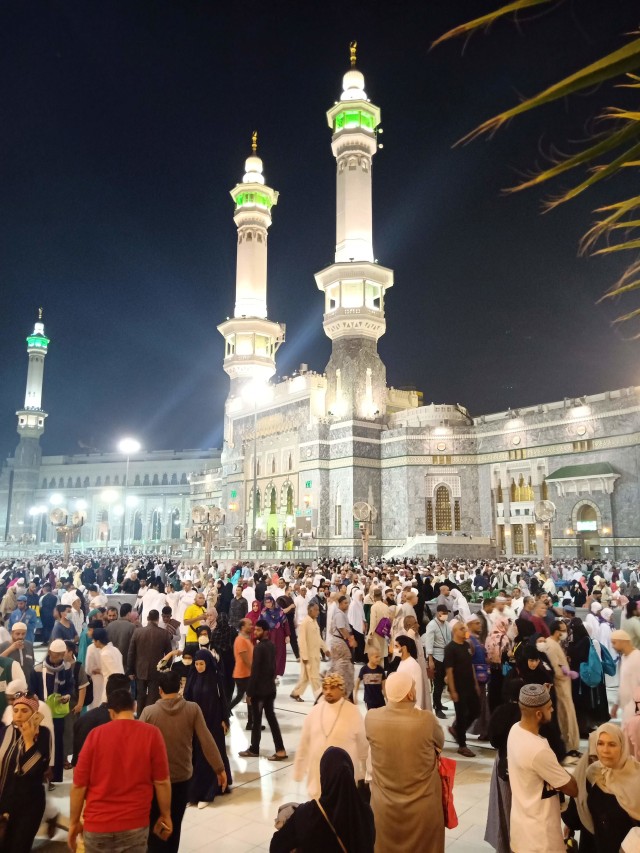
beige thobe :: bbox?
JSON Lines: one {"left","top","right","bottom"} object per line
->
{"left": 545, "top": 636, "right": 580, "bottom": 751}
{"left": 368, "top": 601, "right": 391, "bottom": 659}
{"left": 291, "top": 615, "right": 326, "bottom": 699}
{"left": 366, "top": 702, "right": 445, "bottom": 853}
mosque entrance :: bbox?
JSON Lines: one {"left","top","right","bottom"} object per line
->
{"left": 577, "top": 504, "right": 600, "bottom": 559}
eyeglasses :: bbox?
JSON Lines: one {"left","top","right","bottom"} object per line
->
{"left": 8, "top": 691, "right": 34, "bottom": 700}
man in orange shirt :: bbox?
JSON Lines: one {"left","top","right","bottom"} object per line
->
{"left": 229, "top": 618, "right": 256, "bottom": 730}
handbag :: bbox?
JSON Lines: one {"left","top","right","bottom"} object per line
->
{"left": 46, "top": 693, "right": 70, "bottom": 718}
{"left": 316, "top": 799, "right": 348, "bottom": 853}
{"left": 374, "top": 617, "right": 391, "bottom": 638}
{"left": 437, "top": 753, "right": 458, "bottom": 829}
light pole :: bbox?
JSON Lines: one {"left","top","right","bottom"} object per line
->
{"left": 50, "top": 506, "right": 86, "bottom": 563}
{"left": 118, "top": 437, "right": 141, "bottom": 554}
{"left": 190, "top": 506, "right": 223, "bottom": 569}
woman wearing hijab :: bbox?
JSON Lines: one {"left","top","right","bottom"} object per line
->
{"left": 269, "top": 746, "right": 375, "bottom": 853}
{"left": 0, "top": 692, "right": 52, "bottom": 852}
{"left": 567, "top": 724, "right": 640, "bottom": 852}
{"left": 247, "top": 599, "right": 262, "bottom": 643}
{"left": 261, "top": 594, "right": 290, "bottom": 677}
{"left": 568, "top": 618, "right": 610, "bottom": 737}
{"left": 348, "top": 589, "right": 367, "bottom": 663}
{"left": 156, "top": 642, "right": 198, "bottom": 694}
{"left": 210, "top": 613, "right": 237, "bottom": 703}
{"left": 216, "top": 580, "right": 233, "bottom": 615}
{"left": 184, "top": 648, "right": 232, "bottom": 807}
{"left": 485, "top": 616, "right": 512, "bottom": 713}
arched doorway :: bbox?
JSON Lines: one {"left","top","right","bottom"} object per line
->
{"left": 577, "top": 504, "right": 600, "bottom": 558}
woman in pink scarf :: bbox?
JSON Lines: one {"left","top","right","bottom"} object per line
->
{"left": 485, "top": 616, "right": 512, "bottom": 713}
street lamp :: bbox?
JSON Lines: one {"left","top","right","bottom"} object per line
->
{"left": 50, "top": 507, "right": 86, "bottom": 563}
{"left": 534, "top": 500, "right": 557, "bottom": 571}
{"left": 118, "top": 437, "right": 141, "bottom": 554}
{"left": 190, "top": 506, "right": 223, "bottom": 568}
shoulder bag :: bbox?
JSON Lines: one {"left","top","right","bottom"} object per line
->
{"left": 316, "top": 800, "right": 348, "bottom": 853}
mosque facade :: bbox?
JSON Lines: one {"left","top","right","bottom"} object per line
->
{"left": 1, "top": 53, "right": 639, "bottom": 562}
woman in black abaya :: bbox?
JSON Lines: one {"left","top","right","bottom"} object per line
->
{"left": 184, "top": 649, "right": 232, "bottom": 807}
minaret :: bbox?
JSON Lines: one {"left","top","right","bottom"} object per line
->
{"left": 315, "top": 43, "right": 393, "bottom": 420}
{"left": 218, "top": 133, "right": 285, "bottom": 403}
{"left": 16, "top": 309, "right": 50, "bottom": 440}
{"left": 8, "top": 311, "right": 50, "bottom": 540}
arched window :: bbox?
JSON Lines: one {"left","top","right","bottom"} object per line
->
{"left": 95, "top": 477, "right": 102, "bottom": 487}
{"left": 510, "top": 479, "right": 516, "bottom": 502}
{"left": 270, "top": 488, "right": 277, "bottom": 514}
{"left": 49, "top": 478, "right": 55, "bottom": 488}
{"left": 513, "top": 524, "right": 524, "bottom": 555}
{"left": 288, "top": 453, "right": 293, "bottom": 471}
{"left": 170, "top": 473, "right": 178, "bottom": 485}
{"left": 67, "top": 477, "right": 73, "bottom": 488}
{"left": 132, "top": 511, "right": 143, "bottom": 541}
{"left": 134, "top": 475, "right": 141, "bottom": 486}
{"left": 104, "top": 476, "right": 110, "bottom": 486}
{"left": 75, "top": 477, "right": 81, "bottom": 488}
{"left": 180, "top": 473, "right": 188, "bottom": 485}
{"left": 256, "top": 458, "right": 261, "bottom": 476}
{"left": 541, "top": 478, "right": 549, "bottom": 501}
{"left": 151, "top": 510, "right": 162, "bottom": 541}
{"left": 114, "top": 475, "right": 120, "bottom": 485}
{"left": 161, "top": 474, "right": 168, "bottom": 486}
{"left": 496, "top": 479, "right": 503, "bottom": 502}
{"left": 271, "top": 457, "right": 276, "bottom": 474}
{"left": 170, "top": 509, "right": 180, "bottom": 539}
{"left": 83, "top": 477, "right": 90, "bottom": 488}
{"left": 435, "top": 486, "right": 452, "bottom": 532}
{"left": 143, "top": 475, "right": 150, "bottom": 486}
{"left": 256, "top": 488, "right": 261, "bottom": 513}
{"left": 39, "top": 514, "right": 47, "bottom": 542}
{"left": 286, "top": 486, "right": 294, "bottom": 516}
{"left": 525, "top": 477, "right": 534, "bottom": 501}
{"left": 152, "top": 474, "right": 159, "bottom": 486}
{"left": 42, "top": 479, "right": 47, "bottom": 489}
{"left": 58, "top": 477, "right": 64, "bottom": 488}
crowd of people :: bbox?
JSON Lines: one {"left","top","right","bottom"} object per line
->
{"left": 0, "top": 552, "right": 638, "bottom": 851}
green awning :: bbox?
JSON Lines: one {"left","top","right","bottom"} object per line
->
{"left": 546, "top": 463, "right": 617, "bottom": 481}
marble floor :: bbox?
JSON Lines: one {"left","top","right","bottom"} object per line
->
{"left": 37, "top": 650, "right": 500, "bottom": 852}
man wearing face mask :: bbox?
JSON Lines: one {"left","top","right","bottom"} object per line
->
{"left": 423, "top": 605, "right": 451, "bottom": 719}
{"left": 507, "top": 684, "right": 578, "bottom": 853}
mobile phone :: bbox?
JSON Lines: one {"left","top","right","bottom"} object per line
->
{"left": 31, "top": 712, "right": 44, "bottom": 727}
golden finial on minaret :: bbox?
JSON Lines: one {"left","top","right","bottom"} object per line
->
{"left": 251, "top": 130, "right": 258, "bottom": 154}
{"left": 38, "top": 307, "right": 43, "bottom": 321}
{"left": 349, "top": 40, "right": 357, "bottom": 67}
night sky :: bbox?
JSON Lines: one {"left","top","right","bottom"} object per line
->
{"left": 1, "top": 0, "right": 639, "bottom": 462}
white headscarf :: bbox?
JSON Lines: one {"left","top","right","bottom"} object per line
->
{"left": 348, "top": 589, "right": 365, "bottom": 631}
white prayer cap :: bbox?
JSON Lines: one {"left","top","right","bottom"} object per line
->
{"left": 602, "top": 607, "right": 613, "bottom": 621}
{"left": 385, "top": 671, "right": 414, "bottom": 703}
{"left": 591, "top": 602, "right": 603, "bottom": 614}
{"left": 10, "top": 622, "right": 27, "bottom": 632}
{"left": 6, "top": 677, "right": 28, "bottom": 694}
{"left": 465, "top": 613, "right": 480, "bottom": 625}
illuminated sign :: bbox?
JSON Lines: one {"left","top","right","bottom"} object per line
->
{"left": 305, "top": 480, "right": 312, "bottom": 489}
{"left": 576, "top": 520, "right": 597, "bottom": 532}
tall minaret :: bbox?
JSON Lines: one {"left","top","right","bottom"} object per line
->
{"left": 16, "top": 309, "right": 50, "bottom": 440}
{"left": 218, "top": 133, "right": 285, "bottom": 409}
{"left": 315, "top": 43, "right": 393, "bottom": 420}
{"left": 8, "top": 311, "right": 50, "bottom": 539}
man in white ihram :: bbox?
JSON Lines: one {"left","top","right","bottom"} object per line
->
{"left": 507, "top": 683, "right": 578, "bottom": 853}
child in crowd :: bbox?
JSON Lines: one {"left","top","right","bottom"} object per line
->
{"left": 354, "top": 645, "right": 386, "bottom": 709}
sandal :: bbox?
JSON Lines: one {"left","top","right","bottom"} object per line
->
{"left": 290, "top": 694, "right": 304, "bottom": 703}
{"left": 268, "top": 753, "right": 289, "bottom": 761}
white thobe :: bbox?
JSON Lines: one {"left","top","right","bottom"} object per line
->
{"left": 85, "top": 643, "right": 103, "bottom": 710}
{"left": 293, "top": 698, "right": 368, "bottom": 798}
{"left": 619, "top": 649, "right": 640, "bottom": 725}
{"left": 99, "top": 643, "right": 124, "bottom": 702}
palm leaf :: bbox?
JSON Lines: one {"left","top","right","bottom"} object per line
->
{"left": 612, "top": 307, "right": 640, "bottom": 323}
{"left": 432, "top": 0, "right": 554, "bottom": 47}
{"left": 598, "top": 279, "right": 640, "bottom": 300}
{"left": 504, "top": 119, "right": 640, "bottom": 193}
{"left": 594, "top": 238, "right": 640, "bottom": 255}
{"left": 458, "top": 36, "right": 640, "bottom": 143}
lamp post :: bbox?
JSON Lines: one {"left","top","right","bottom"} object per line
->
{"left": 190, "top": 506, "right": 223, "bottom": 569}
{"left": 118, "top": 437, "right": 141, "bottom": 555}
{"left": 534, "top": 500, "right": 557, "bottom": 572}
{"left": 50, "top": 506, "right": 86, "bottom": 563}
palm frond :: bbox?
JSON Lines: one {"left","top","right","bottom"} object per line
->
{"left": 598, "top": 279, "right": 640, "bottom": 300}
{"left": 457, "top": 36, "right": 640, "bottom": 143}
{"left": 542, "top": 141, "right": 640, "bottom": 209}
{"left": 432, "top": 0, "right": 554, "bottom": 47}
{"left": 594, "top": 238, "right": 640, "bottom": 255}
{"left": 611, "top": 307, "right": 640, "bottom": 323}
{"left": 503, "top": 119, "right": 640, "bottom": 193}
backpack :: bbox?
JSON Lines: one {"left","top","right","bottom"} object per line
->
{"left": 600, "top": 644, "right": 617, "bottom": 677}
{"left": 579, "top": 640, "right": 603, "bottom": 688}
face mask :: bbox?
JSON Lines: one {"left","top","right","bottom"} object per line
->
{"left": 198, "top": 636, "right": 209, "bottom": 646}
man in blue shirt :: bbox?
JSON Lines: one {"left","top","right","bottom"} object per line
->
{"left": 8, "top": 595, "right": 38, "bottom": 644}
